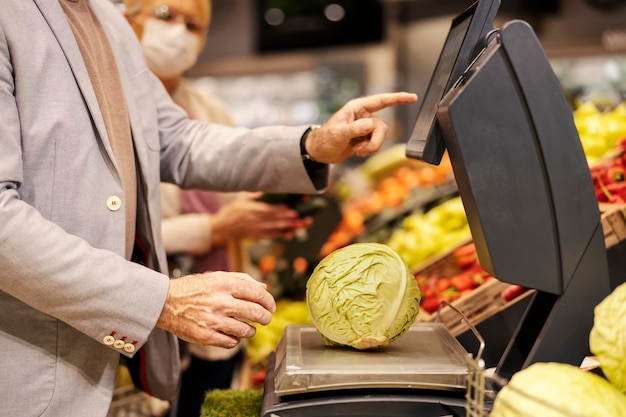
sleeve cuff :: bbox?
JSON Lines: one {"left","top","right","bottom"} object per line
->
{"left": 300, "top": 126, "right": 329, "bottom": 190}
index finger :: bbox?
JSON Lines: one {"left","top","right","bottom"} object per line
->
{"left": 230, "top": 273, "right": 277, "bottom": 313}
{"left": 350, "top": 92, "right": 417, "bottom": 116}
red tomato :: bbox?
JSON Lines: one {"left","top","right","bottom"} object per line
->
{"left": 452, "top": 242, "right": 476, "bottom": 257}
{"left": 421, "top": 296, "right": 442, "bottom": 314}
{"left": 607, "top": 165, "right": 626, "bottom": 183}
{"left": 450, "top": 274, "right": 477, "bottom": 292}
{"left": 251, "top": 368, "right": 267, "bottom": 385}
{"left": 436, "top": 278, "right": 451, "bottom": 293}
{"left": 456, "top": 255, "right": 477, "bottom": 269}
{"left": 604, "top": 182, "right": 626, "bottom": 203}
{"left": 501, "top": 285, "right": 527, "bottom": 302}
{"left": 421, "top": 287, "right": 435, "bottom": 298}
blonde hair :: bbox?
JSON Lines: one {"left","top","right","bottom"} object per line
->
{"left": 122, "top": 0, "right": 142, "bottom": 16}
{"left": 123, "top": 0, "right": 211, "bottom": 22}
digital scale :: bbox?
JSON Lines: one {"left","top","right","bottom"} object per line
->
{"left": 261, "top": 0, "right": 613, "bottom": 415}
{"left": 261, "top": 323, "right": 475, "bottom": 417}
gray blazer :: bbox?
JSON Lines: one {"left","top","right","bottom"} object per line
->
{"left": 0, "top": 1, "right": 323, "bottom": 416}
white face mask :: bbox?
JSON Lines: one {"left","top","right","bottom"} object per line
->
{"left": 140, "top": 18, "right": 202, "bottom": 79}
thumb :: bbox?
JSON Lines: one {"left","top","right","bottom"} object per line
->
{"left": 240, "top": 191, "right": 264, "bottom": 201}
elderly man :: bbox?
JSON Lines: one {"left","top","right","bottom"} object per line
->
{"left": 0, "top": 0, "right": 417, "bottom": 416}
{"left": 124, "top": 1, "right": 319, "bottom": 415}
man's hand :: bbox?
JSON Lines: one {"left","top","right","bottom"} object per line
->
{"left": 156, "top": 272, "right": 276, "bottom": 348}
{"left": 304, "top": 92, "right": 418, "bottom": 164}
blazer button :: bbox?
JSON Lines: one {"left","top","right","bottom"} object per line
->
{"left": 124, "top": 343, "right": 136, "bottom": 353}
{"left": 113, "top": 339, "right": 126, "bottom": 349}
{"left": 103, "top": 335, "right": 116, "bottom": 345}
{"left": 107, "top": 196, "right": 122, "bottom": 211}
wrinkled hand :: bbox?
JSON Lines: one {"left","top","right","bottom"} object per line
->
{"left": 211, "top": 193, "right": 312, "bottom": 245}
{"left": 156, "top": 272, "right": 276, "bottom": 348}
{"left": 305, "top": 92, "right": 418, "bottom": 164}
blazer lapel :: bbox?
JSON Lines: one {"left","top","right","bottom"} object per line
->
{"left": 31, "top": 0, "right": 115, "bottom": 162}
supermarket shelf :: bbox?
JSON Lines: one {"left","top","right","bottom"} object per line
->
{"left": 357, "top": 179, "right": 459, "bottom": 243}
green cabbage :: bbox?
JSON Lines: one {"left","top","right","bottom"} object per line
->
{"left": 305, "top": 242, "right": 421, "bottom": 350}
{"left": 589, "top": 282, "right": 626, "bottom": 393}
{"left": 490, "top": 362, "right": 626, "bottom": 417}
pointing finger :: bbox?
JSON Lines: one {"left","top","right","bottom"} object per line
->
{"left": 349, "top": 92, "right": 417, "bottom": 117}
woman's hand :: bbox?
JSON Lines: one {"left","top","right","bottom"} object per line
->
{"left": 210, "top": 193, "right": 311, "bottom": 245}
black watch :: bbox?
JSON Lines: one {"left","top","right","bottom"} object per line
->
{"left": 300, "top": 125, "right": 321, "bottom": 162}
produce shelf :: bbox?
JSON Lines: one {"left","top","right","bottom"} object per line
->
{"left": 410, "top": 239, "right": 529, "bottom": 336}
{"left": 357, "top": 179, "right": 459, "bottom": 242}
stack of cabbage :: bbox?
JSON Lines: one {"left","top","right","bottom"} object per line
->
{"left": 306, "top": 242, "right": 421, "bottom": 350}
{"left": 490, "top": 282, "right": 626, "bottom": 416}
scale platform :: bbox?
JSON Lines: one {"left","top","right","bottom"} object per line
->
{"left": 261, "top": 323, "right": 488, "bottom": 417}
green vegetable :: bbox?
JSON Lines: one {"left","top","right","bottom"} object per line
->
{"left": 589, "top": 282, "right": 626, "bottom": 393}
{"left": 490, "top": 362, "right": 626, "bottom": 417}
{"left": 306, "top": 242, "right": 421, "bottom": 350}
{"left": 200, "top": 389, "right": 262, "bottom": 417}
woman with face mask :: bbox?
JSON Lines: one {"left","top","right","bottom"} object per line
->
{"left": 126, "top": 0, "right": 206, "bottom": 86}
{"left": 124, "top": 1, "right": 310, "bottom": 416}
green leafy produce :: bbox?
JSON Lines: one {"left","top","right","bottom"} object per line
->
{"left": 200, "top": 389, "right": 262, "bottom": 417}
{"left": 490, "top": 362, "right": 626, "bottom": 417}
{"left": 589, "top": 282, "right": 626, "bottom": 393}
{"left": 306, "top": 242, "right": 421, "bottom": 350}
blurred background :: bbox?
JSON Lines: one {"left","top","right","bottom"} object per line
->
{"left": 112, "top": 0, "right": 626, "bottom": 135}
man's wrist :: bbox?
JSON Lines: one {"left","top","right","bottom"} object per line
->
{"left": 300, "top": 125, "right": 322, "bottom": 163}
{"left": 300, "top": 125, "right": 328, "bottom": 190}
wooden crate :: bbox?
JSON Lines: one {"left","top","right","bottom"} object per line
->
{"left": 600, "top": 203, "right": 626, "bottom": 248}
{"left": 411, "top": 238, "right": 473, "bottom": 277}
{"left": 412, "top": 241, "right": 521, "bottom": 335}
{"left": 416, "top": 278, "right": 515, "bottom": 335}
{"left": 413, "top": 203, "right": 626, "bottom": 335}
{"left": 432, "top": 279, "right": 515, "bottom": 336}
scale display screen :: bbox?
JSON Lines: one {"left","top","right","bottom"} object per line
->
{"left": 405, "top": 0, "right": 500, "bottom": 164}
